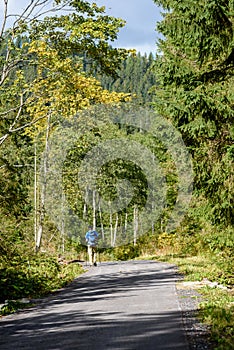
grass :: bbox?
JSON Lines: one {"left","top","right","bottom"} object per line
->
{"left": 198, "top": 287, "right": 234, "bottom": 350}
{"left": 143, "top": 252, "right": 234, "bottom": 350}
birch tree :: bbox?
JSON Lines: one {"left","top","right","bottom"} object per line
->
{"left": 0, "top": 0, "right": 132, "bottom": 253}
{"left": 0, "top": 0, "right": 131, "bottom": 146}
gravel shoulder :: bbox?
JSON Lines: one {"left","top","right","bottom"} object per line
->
{"left": 176, "top": 284, "right": 212, "bottom": 350}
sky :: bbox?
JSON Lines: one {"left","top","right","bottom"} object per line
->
{"left": 0, "top": 0, "right": 163, "bottom": 54}
{"left": 95, "top": 0, "right": 163, "bottom": 54}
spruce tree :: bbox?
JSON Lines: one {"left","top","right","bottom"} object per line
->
{"left": 100, "top": 52, "right": 157, "bottom": 105}
{"left": 153, "top": 0, "right": 234, "bottom": 225}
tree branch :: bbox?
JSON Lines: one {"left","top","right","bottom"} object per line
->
{"left": 0, "top": 0, "right": 8, "bottom": 37}
{"left": 11, "top": 0, "right": 71, "bottom": 31}
{"left": 0, "top": 114, "right": 47, "bottom": 145}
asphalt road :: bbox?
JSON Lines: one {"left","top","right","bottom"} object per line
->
{"left": 0, "top": 261, "right": 189, "bottom": 350}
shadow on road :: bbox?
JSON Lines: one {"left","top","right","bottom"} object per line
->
{"left": 0, "top": 261, "right": 189, "bottom": 350}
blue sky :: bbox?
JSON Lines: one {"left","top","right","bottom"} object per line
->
{"left": 95, "top": 0, "right": 163, "bottom": 54}
{"left": 0, "top": 0, "right": 163, "bottom": 54}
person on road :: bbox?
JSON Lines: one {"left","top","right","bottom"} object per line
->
{"left": 85, "top": 226, "right": 99, "bottom": 266}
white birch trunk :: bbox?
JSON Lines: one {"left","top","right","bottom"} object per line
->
{"left": 34, "top": 143, "right": 38, "bottom": 251}
{"left": 113, "top": 214, "right": 118, "bottom": 247}
{"left": 133, "top": 205, "right": 138, "bottom": 246}
{"left": 124, "top": 211, "right": 128, "bottom": 237}
{"left": 98, "top": 200, "right": 104, "bottom": 240}
{"left": 36, "top": 115, "right": 50, "bottom": 251}
{"left": 92, "top": 190, "right": 96, "bottom": 230}
{"left": 109, "top": 201, "right": 113, "bottom": 246}
{"left": 83, "top": 187, "right": 88, "bottom": 220}
{"left": 61, "top": 192, "right": 65, "bottom": 253}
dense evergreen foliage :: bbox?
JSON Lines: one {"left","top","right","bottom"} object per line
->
{"left": 100, "top": 52, "right": 157, "bottom": 105}
{"left": 153, "top": 0, "right": 234, "bottom": 227}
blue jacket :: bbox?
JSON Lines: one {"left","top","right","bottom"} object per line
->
{"left": 85, "top": 230, "right": 99, "bottom": 246}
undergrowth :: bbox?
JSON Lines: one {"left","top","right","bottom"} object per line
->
{"left": 0, "top": 253, "right": 84, "bottom": 315}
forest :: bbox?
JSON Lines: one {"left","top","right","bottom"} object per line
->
{"left": 0, "top": 1, "right": 233, "bottom": 348}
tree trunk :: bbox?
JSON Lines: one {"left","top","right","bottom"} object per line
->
{"left": 34, "top": 143, "right": 38, "bottom": 251}
{"left": 109, "top": 201, "right": 113, "bottom": 246}
{"left": 83, "top": 187, "right": 88, "bottom": 220}
{"left": 98, "top": 199, "right": 104, "bottom": 240}
{"left": 92, "top": 190, "right": 96, "bottom": 230}
{"left": 124, "top": 211, "right": 128, "bottom": 238}
{"left": 61, "top": 192, "right": 65, "bottom": 253}
{"left": 36, "top": 114, "right": 50, "bottom": 251}
{"left": 133, "top": 205, "right": 138, "bottom": 246}
{"left": 113, "top": 214, "right": 118, "bottom": 247}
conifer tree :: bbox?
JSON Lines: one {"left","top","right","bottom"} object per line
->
{"left": 153, "top": 0, "right": 234, "bottom": 225}
{"left": 100, "top": 52, "right": 157, "bottom": 105}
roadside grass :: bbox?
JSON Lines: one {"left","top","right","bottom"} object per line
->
{"left": 145, "top": 253, "right": 234, "bottom": 350}
{"left": 198, "top": 287, "right": 234, "bottom": 350}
